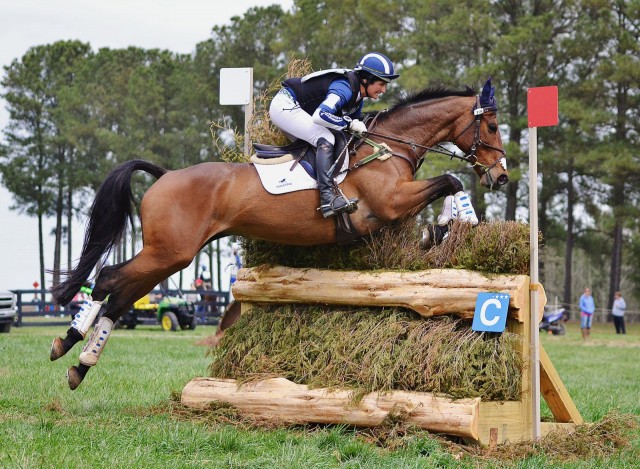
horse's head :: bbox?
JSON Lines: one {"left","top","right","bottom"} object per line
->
{"left": 452, "top": 78, "right": 509, "bottom": 189}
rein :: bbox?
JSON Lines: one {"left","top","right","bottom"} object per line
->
{"left": 345, "top": 96, "right": 507, "bottom": 181}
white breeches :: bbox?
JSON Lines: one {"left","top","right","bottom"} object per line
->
{"left": 269, "top": 89, "right": 334, "bottom": 147}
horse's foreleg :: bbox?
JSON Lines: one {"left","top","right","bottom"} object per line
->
{"left": 391, "top": 174, "right": 469, "bottom": 249}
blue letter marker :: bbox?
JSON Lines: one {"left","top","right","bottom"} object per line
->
{"left": 472, "top": 293, "right": 510, "bottom": 332}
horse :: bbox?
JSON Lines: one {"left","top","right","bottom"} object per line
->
{"left": 50, "top": 78, "right": 508, "bottom": 390}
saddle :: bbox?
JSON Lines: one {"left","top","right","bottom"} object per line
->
{"left": 252, "top": 130, "right": 350, "bottom": 180}
{"left": 252, "top": 130, "right": 360, "bottom": 244}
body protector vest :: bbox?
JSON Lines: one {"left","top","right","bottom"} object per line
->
{"left": 282, "top": 69, "right": 362, "bottom": 117}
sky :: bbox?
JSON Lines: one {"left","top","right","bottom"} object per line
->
{"left": 0, "top": 0, "right": 293, "bottom": 291}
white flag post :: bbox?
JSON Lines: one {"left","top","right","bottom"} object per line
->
{"left": 220, "top": 67, "right": 254, "bottom": 156}
{"left": 527, "top": 85, "right": 558, "bottom": 440}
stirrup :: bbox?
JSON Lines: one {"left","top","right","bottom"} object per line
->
{"left": 319, "top": 196, "right": 359, "bottom": 218}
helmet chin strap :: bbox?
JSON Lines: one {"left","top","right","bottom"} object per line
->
{"left": 361, "top": 79, "right": 370, "bottom": 98}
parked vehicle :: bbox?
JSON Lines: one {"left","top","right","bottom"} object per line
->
{"left": 0, "top": 290, "right": 17, "bottom": 333}
{"left": 539, "top": 307, "right": 566, "bottom": 336}
{"left": 114, "top": 294, "right": 197, "bottom": 331}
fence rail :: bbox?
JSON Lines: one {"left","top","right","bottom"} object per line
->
{"left": 551, "top": 304, "right": 640, "bottom": 324}
{"left": 12, "top": 288, "right": 230, "bottom": 327}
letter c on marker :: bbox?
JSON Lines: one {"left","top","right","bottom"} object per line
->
{"left": 480, "top": 298, "right": 501, "bottom": 326}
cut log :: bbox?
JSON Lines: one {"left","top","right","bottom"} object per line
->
{"left": 182, "top": 377, "right": 480, "bottom": 440}
{"left": 232, "top": 266, "right": 545, "bottom": 322}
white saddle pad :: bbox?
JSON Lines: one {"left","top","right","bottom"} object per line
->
{"left": 252, "top": 155, "right": 349, "bottom": 195}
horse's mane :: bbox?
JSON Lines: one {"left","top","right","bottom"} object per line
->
{"left": 379, "top": 85, "right": 477, "bottom": 120}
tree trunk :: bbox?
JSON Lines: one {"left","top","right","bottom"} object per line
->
{"left": 66, "top": 187, "right": 73, "bottom": 272}
{"left": 38, "top": 211, "right": 45, "bottom": 293}
{"left": 505, "top": 179, "right": 518, "bottom": 221}
{"left": 52, "top": 181, "right": 63, "bottom": 289}
{"left": 216, "top": 239, "right": 222, "bottom": 291}
{"left": 562, "top": 161, "right": 575, "bottom": 315}
{"left": 608, "top": 182, "right": 624, "bottom": 310}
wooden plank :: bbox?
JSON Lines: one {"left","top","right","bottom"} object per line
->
{"left": 477, "top": 401, "right": 528, "bottom": 445}
{"left": 182, "top": 377, "right": 480, "bottom": 441}
{"left": 540, "top": 344, "right": 584, "bottom": 424}
{"left": 233, "top": 266, "right": 541, "bottom": 322}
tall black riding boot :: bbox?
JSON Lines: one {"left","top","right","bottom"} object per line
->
{"left": 316, "top": 138, "right": 356, "bottom": 218}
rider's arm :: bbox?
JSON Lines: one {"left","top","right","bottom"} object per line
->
{"left": 311, "top": 78, "right": 354, "bottom": 130}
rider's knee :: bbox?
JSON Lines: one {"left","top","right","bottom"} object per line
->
{"left": 316, "top": 137, "right": 334, "bottom": 152}
{"left": 312, "top": 130, "right": 335, "bottom": 148}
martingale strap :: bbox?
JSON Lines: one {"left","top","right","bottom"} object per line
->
{"left": 345, "top": 138, "right": 392, "bottom": 171}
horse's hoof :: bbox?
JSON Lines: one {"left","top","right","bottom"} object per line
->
{"left": 67, "top": 366, "right": 83, "bottom": 390}
{"left": 50, "top": 337, "right": 66, "bottom": 361}
{"left": 420, "top": 226, "right": 434, "bottom": 250}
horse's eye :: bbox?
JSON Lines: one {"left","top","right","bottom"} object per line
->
{"left": 488, "top": 123, "right": 498, "bottom": 134}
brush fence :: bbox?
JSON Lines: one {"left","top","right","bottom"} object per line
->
{"left": 182, "top": 266, "right": 583, "bottom": 446}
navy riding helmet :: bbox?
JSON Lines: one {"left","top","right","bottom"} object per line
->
{"left": 354, "top": 52, "right": 400, "bottom": 82}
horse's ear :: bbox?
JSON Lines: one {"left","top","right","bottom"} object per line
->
{"left": 480, "top": 77, "right": 497, "bottom": 109}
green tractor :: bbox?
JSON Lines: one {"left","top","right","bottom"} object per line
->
{"left": 114, "top": 294, "right": 197, "bottom": 331}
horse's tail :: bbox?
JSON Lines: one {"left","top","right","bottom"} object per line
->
{"left": 52, "top": 159, "right": 167, "bottom": 305}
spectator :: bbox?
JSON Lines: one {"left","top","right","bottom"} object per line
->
{"left": 579, "top": 287, "right": 595, "bottom": 340}
{"left": 194, "top": 278, "right": 207, "bottom": 318}
{"left": 612, "top": 291, "right": 626, "bottom": 335}
{"left": 199, "top": 265, "right": 212, "bottom": 289}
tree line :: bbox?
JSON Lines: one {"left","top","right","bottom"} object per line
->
{"left": 1, "top": 1, "right": 638, "bottom": 311}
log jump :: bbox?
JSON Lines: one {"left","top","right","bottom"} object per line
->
{"left": 182, "top": 266, "right": 582, "bottom": 446}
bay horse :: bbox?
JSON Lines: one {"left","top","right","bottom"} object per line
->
{"left": 50, "top": 78, "right": 508, "bottom": 389}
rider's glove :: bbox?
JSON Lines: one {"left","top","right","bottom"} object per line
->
{"left": 347, "top": 119, "right": 367, "bottom": 136}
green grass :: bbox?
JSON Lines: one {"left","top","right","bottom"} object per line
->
{"left": 0, "top": 322, "right": 638, "bottom": 468}
{"left": 540, "top": 321, "right": 640, "bottom": 421}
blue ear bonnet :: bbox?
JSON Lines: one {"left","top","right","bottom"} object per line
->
{"left": 479, "top": 77, "right": 498, "bottom": 111}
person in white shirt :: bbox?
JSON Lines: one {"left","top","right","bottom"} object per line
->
{"left": 612, "top": 290, "right": 626, "bottom": 334}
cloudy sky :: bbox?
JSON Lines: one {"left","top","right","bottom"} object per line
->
{"left": 0, "top": 0, "right": 293, "bottom": 290}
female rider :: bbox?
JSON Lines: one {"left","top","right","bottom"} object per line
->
{"left": 269, "top": 52, "right": 400, "bottom": 218}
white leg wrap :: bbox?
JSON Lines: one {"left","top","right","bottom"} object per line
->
{"left": 454, "top": 191, "right": 478, "bottom": 225}
{"left": 71, "top": 298, "right": 103, "bottom": 337}
{"left": 79, "top": 317, "right": 113, "bottom": 366}
{"left": 437, "top": 195, "right": 458, "bottom": 225}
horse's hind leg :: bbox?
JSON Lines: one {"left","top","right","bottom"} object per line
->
{"left": 66, "top": 247, "right": 193, "bottom": 390}
{"left": 50, "top": 258, "right": 137, "bottom": 362}
{"left": 50, "top": 283, "right": 113, "bottom": 362}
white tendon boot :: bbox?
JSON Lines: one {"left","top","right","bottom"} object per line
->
{"left": 454, "top": 191, "right": 479, "bottom": 225}
{"left": 71, "top": 298, "right": 103, "bottom": 338}
{"left": 437, "top": 195, "right": 458, "bottom": 225}
{"left": 78, "top": 317, "right": 113, "bottom": 366}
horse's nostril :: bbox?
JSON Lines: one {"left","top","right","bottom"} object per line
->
{"left": 498, "top": 175, "right": 509, "bottom": 186}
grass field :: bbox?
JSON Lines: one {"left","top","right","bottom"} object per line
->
{"left": 0, "top": 320, "right": 638, "bottom": 468}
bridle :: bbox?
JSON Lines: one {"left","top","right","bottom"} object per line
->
{"left": 348, "top": 95, "right": 507, "bottom": 186}
{"left": 450, "top": 96, "right": 507, "bottom": 184}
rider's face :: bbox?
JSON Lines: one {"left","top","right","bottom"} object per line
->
{"left": 363, "top": 80, "right": 387, "bottom": 99}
